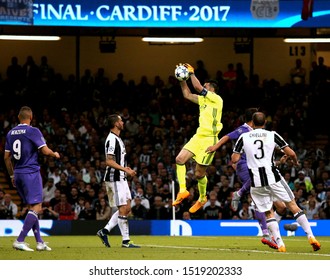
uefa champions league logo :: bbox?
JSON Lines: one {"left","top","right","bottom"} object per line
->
{"left": 250, "top": 0, "right": 279, "bottom": 19}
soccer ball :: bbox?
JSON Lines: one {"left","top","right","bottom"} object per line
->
{"left": 174, "top": 65, "right": 190, "bottom": 81}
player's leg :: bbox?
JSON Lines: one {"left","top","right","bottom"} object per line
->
{"left": 257, "top": 209, "right": 278, "bottom": 249}
{"left": 286, "top": 200, "right": 321, "bottom": 251}
{"left": 273, "top": 200, "right": 286, "bottom": 222}
{"left": 13, "top": 173, "right": 47, "bottom": 251}
{"left": 102, "top": 181, "right": 139, "bottom": 248}
{"left": 265, "top": 210, "right": 286, "bottom": 252}
{"left": 189, "top": 164, "right": 208, "bottom": 213}
{"left": 188, "top": 137, "right": 214, "bottom": 213}
{"left": 118, "top": 203, "right": 138, "bottom": 248}
{"left": 251, "top": 186, "right": 285, "bottom": 251}
{"left": 231, "top": 164, "right": 250, "bottom": 211}
{"left": 13, "top": 207, "right": 37, "bottom": 251}
{"left": 250, "top": 194, "right": 278, "bottom": 249}
{"left": 172, "top": 148, "right": 193, "bottom": 206}
{"left": 118, "top": 186, "right": 140, "bottom": 248}
{"left": 273, "top": 180, "right": 321, "bottom": 251}
{"left": 30, "top": 203, "right": 52, "bottom": 251}
{"left": 97, "top": 181, "right": 116, "bottom": 247}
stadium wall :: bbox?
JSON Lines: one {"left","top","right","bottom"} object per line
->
{"left": 1, "top": 220, "right": 329, "bottom": 237}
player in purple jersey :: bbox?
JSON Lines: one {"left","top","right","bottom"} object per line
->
{"left": 4, "top": 106, "right": 60, "bottom": 252}
{"left": 206, "top": 108, "right": 284, "bottom": 249}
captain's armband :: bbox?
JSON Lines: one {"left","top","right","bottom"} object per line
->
{"left": 199, "top": 88, "right": 208, "bottom": 96}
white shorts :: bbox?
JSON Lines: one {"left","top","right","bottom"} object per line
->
{"left": 105, "top": 181, "right": 132, "bottom": 207}
{"left": 250, "top": 179, "right": 294, "bottom": 212}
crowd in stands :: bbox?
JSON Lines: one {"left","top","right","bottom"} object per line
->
{"left": 1, "top": 55, "right": 330, "bottom": 221}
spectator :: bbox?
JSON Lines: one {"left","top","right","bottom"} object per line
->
{"left": 131, "top": 187, "right": 150, "bottom": 210}
{"left": 138, "top": 166, "right": 152, "bottom": 188}
{"left": 182, "top": 211, "right": 191, "bottom": 220}
{"left": 131, "top": 195, "right": 148, "bottom": 220}
{"left": 301, "top": 159, "right": 315, "bottom": 183}
{"left": 0, "top": 188, "right": 5, "bottom": 204}
{"left": 147, "top": 195, "right": 170, "bottom": 220}
{"left": 290, "top": 58, "right": 306, "bottom": 85}
{"left": 42, "top": 177, "right": 56, "bottom": 207}
{"left": 238, "top": 200, "right": 254, "bottom": 220}
{"left": 283, "top": 172, "right": 295, "bottom": 191}
{"left": 203, "top": 194, "right": 222, "bottom": 219}
{"left": 49, "top": 189, "right": 61, "bottom": 209}
{"left": 294, "top": 170, "right": 314, "bottom": 193}
{"left": 319, "top": 170, "right": 330, "bottom": 191}
{"left": 301, "top": 196, "right": 321, "bottom": 220}
{"left": 72, "top": 196, "right": 86, "bottom": 220}
{"left": 125, "top": 114, "right": 140, "bottom": 137}
{"left": 67, "top": 186, "right": 80, "bottom": 206}
{"left": 96, "top": 198, "right": 111, "bottom": 221}
{"left": 53, "top": 193, "right": 73, "bottom": 220}
{"left": 78, "top": 200, "right": 96, "bottom": 220}
{"left": 0, "top": 193, "right": 18, "bottom": 219}
{"left": 319, "top": 195, "right": 330, "bottom": 219}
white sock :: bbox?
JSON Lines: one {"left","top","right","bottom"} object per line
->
{"left": 118, "top": 215, "right": 130, "bottom": 241}
{"left": 104, "top": 210, "right": 119, "bottom": 232}
{"left": 295, "top": 212, "right": 313, "bottom": 239}
{"left": 267, "top": 218, "right": 284, "bottom": 247}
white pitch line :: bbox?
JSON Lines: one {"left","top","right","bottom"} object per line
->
{"left": 145, "top": 244, "right": 330, "bottom": 258}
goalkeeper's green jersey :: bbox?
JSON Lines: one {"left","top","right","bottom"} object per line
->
{"left": 196, "top": 91, "right": 223, "bottom": 137}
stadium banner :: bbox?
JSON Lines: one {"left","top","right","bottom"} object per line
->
{"left": 0, "top": 0, "right": 330, "bottom": 28}
{"left": 1, "top": 219, "right": 329, "bottom": 236}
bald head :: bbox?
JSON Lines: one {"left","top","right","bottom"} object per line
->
{"left": 252, "top": 112, "right": 266, "bottom": 128}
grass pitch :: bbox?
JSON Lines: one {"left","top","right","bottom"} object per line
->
{"left": 1, "top": 235, "right": 330, "bottom": 260}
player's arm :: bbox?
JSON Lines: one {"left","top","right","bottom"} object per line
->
{"left": 184, "top": 63, "right": 204, "bottom": 93}
{"left": 180, "top": 80, "right": 199, "bottom": 104}
{"left": 206, "top": 135, "right": 230, "bottom": 153}
{"left": 190, "top": 73, "right": 204, "bottom": 93}
{"left": 40, "top": 145, "right": 60, "bottom": 158}
{"left": 106, "top": 154, "right": 136, "bottom": 177}
{"left": 274, "top": 131, "right": 299, "bottom": 166}
{"left": 4, "top": 150, "right": 15, "bottom": 183}
{"left": 282, "top": 146, "right": 299, "bottom": 166}
{"left": 231, "top": 152, "right": 241, "bottom": 165}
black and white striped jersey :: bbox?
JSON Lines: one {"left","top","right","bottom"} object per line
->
{"left": 103, "top": 131, "right": 126, "bottom": 182}
{"left": 233, "top": 128, "right": 289, "bottom": 187}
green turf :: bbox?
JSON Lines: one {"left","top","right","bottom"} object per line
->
{"left": 1, "top": 236, "right": 329, "bottom": 260}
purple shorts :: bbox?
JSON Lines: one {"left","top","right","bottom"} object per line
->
{"left": 14, "top": 171, "right": 43, "bottom": 205}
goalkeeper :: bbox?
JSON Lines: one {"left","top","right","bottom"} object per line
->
{"left": 172, "top": 63, "right": 224, "bottom": 213}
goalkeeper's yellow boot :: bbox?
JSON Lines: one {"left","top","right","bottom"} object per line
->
{"left": 309, "top": 236, "right": 321, "bottom": 251}
{"left": 189, "top": 197, "right": 208, "bottom": 213}
{"left": 172, "top": 190, "right": 190, "bottom": 206}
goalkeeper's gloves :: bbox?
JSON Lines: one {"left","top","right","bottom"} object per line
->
{"left": 184, "top": 63, "right": 194, "bottom": 75}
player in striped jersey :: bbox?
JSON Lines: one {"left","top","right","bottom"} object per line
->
{"left": 206, "top": 107, "right": 282, "bottom": 249}
{"left": 172, "top": 63, "right": 224, "bottom": 213}
{"left": 231, "top": 112, "right": 321, "bottom": 252}
{"left": 97, "top": 114, "right": 140, "bottom": 248}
